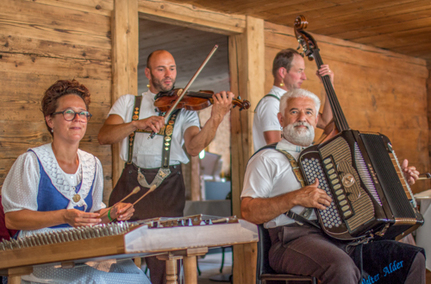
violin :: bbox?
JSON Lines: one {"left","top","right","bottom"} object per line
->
{"left": 154, "top": 88, "right": 251, "bottom": 112}
{"left": 149, "top": 44, "right": 248, "bottom": 139}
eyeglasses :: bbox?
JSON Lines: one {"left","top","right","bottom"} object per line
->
{"left": 52, "top": 108, "right": 92, "bottom": 122}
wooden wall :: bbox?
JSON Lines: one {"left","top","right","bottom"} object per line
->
{"left": 264, "top": 21, "right": 430, "bottom": 193}
{"left": 0, "top": 0, "right": 114, "bottom": 201}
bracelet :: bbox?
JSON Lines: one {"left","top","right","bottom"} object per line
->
{"left": 107, "top": 208, "right": 113, "bottom": 222}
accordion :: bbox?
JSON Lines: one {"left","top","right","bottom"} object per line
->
{"left": 298, "top": 130, "right": 423, "bottom": 240}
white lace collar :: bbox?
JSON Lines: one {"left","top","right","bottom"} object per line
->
{"left": 31, "top": 144, "right": 96, "bottom": 210}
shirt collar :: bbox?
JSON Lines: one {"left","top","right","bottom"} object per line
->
{"left": 276, "top": 138, "right": 310, "bottom": 153}
{"left": 142, "top": 90, "right": 157, "bottom": 101}
{"left": 270, "top": 85, "right": 288, "bottom": 98}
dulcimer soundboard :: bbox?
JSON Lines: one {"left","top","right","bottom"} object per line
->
{"left": 0, "top": 215, "right": 258, "bottom": 271}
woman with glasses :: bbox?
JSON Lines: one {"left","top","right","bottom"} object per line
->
{"left": 1, "top": 80, "right": 150, "bottom": 283}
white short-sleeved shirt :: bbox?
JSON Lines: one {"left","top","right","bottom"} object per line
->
{"left": 252, "top": 86, "right": 286, "bottom": 152}
{"left": 108, "top": 91, "right": 201, "bottom": 169}
{"left": 241, "top": 139, "right": 316, "bottom": 228}
{"left": 1, "top": 143, "right": 105, "bottom": 238}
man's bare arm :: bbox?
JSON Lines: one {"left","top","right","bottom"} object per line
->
{"left": 98, "top": 114, "right": 164, "bottom": 145}
{"left": 183, "top": 92, "right": 233, "bottom": 156}
{"left": 263, "top": 130, "right": 282, "bottom": 146}
{"left": 241, "top": 179, "right": 331, "bottom": 224}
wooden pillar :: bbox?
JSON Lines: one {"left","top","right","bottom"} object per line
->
{"left": 229, "top": 15, "right": 264, "bottom": 284}
{"left": 229, "top": 15, "right": 264, "bottom": 220}
{"left": 183, "top": 255, "right": 198, "bottom": 284}
{"left": 111, "top": 0, "right": 139, "bottom": 186}
{"left": 7, "top": 267, "right": 33, "bottom": 284}
{"left": 428, "top": 62, "right": 431, "bottom": 180}
{"left": 190, "top": 156, "right": 201, "bottom": 201}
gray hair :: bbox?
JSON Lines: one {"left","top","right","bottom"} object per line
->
{"left": 279, "top": 89, "right": 321, "bottom": 117}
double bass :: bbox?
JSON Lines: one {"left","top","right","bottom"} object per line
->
{"left": 294, "top": 15, "right": 423, "bottom": 240}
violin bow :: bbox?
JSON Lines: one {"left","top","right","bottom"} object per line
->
{"left": 149, "top": 45, "right": 219, "bottom": 139}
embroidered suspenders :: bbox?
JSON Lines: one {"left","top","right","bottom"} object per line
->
{"left": 127, "top": 95, "right": 143, "bottom": 164}
{"left": 128, "top": 95, "right": 180, "bottom": 188}
{"left": 276, "top": 149, "right": 305, "bottom": 187}
{"left": 274, "top": 148, "right": 314, "bottom": 221}
{"left": 253, "top": 143, "right": 314, "bottom": 223}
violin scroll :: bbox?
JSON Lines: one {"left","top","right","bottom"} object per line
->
{"left": 233, "top": 97, "right": 251, "bottom": 111}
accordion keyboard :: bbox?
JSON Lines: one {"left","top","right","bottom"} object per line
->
{"left": 302, "top": 157, "right": 343, "bottom": 228}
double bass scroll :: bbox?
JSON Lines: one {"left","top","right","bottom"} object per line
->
{"left": 294, "top": 15, "right": 349, "bottom": 140}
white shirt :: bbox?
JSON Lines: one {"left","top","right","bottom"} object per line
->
{"left": 252, "top": 86, "right": 286, "bottom": 152}
{"left": 108, "top": 91, "right": 200, "bottom": 169}
{"left": 241, "top": 139, "right": 316, "bottom": 228}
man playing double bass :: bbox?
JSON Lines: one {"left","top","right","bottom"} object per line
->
{"left": 253, "top": 48, "right": 334, "bottom": 152}
{"left": 98, "top": 49, "right": 234, "bottom": 283}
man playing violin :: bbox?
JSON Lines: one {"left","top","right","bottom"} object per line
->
{"left": 242, "top": 89, "right": 425, "bottom": 284}
{"left": 98, "top": 49, "right": 233, "bottom": 284}
{"left": 253, "top": 48, "right": 334, "bottom": 152}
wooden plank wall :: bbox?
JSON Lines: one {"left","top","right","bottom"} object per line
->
{"left": 264, "top": 21, "right": 430, "bottom": 193}
{"left": 0, "top": 0, "right": 114, "bottom": 201}
{"left": 1, "top": 0, "right": 429, "bottom": 204}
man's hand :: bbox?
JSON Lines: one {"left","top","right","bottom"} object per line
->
{"left": 132, "top": 115, "right": 165, "bottom": 133}
{"left": 210, "top": 91, "right": 233, "bottom": 122}
{"left": 316, "top": 64, "right": 334, "bottom": 85}
{"left": 294, "top": 178, "right": 332, "bottom": 210}
{"left": 402, "top": 159, "right": 419, "bottom": 185}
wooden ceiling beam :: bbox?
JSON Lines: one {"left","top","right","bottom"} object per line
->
{"left": 138, "top": 0, "right": 246, "bottom": 36}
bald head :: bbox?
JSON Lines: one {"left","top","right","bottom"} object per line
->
{"left": 146, "top": 50, "right": 174, "bottom": 69}
{"left": 145, "top": 50, "right": 177, "bottom": 93}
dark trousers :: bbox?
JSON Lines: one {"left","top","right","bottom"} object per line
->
{"left": 268, "top": 224, "right": 425, "bottom": 284}
{"left": 109, "top": 163, "right": 185, "bottom": 284}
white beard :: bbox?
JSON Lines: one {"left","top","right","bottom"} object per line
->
{"left": 283, "top": 121, "right": 315, "bottom": 147}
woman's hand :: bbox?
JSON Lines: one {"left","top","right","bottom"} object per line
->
{"left": 109, "top": 202, "right": 135, "bottom": 221}
{"left": 63, "top": 209, "right": 101, "bottom": 227}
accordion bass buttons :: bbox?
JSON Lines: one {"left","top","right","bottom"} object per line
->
{"left": 322, "top": 158, "right": 354, "bottom": 219}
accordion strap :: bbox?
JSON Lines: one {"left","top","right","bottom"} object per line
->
{"left": 253, "top": 143, "right": 314, "bottom": 223}
{"left": 286, "top": 211, "right": 320, "bottom": 229}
